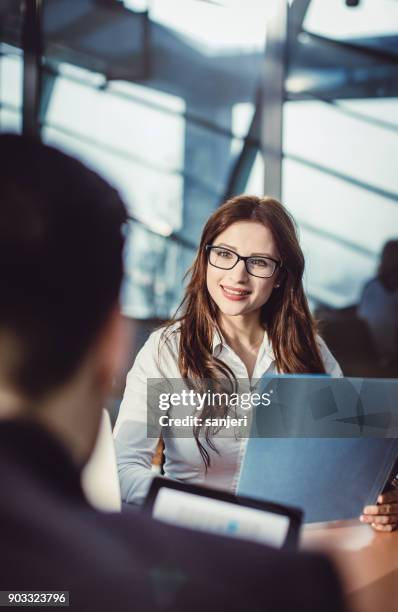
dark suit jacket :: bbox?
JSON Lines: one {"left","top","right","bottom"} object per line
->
{"left": 0, "top": 420, "right": 345, "bottom": 612}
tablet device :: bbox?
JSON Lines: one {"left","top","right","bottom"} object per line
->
{"left": 143, "top": 477, "right": 302, "bottom": 549}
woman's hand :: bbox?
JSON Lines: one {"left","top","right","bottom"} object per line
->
{"left": 360, "top": 489, "right": 398, "bottom": 532}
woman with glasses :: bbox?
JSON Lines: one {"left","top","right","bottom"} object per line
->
{"left": 115, "top": 195, "right": 398, "bottom": 531}
{"left": 115, "top": 195, "right": 342, "bottom": 506}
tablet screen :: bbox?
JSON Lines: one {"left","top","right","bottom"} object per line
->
{"left": 152, "top": 486, "right": 290, "bottom": 548}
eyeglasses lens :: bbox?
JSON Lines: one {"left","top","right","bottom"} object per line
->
{"left": 209, "top": 247, "right": 276, "bottom": 278}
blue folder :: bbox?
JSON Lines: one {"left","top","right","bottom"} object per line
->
{"left": 237, "top": 376, "right": 398, "bottom": 523}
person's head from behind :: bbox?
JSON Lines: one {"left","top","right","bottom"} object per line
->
{"left": 378, "top": 240, "right": 398, "bottom": 292}
{"left": 0, "top": 134, "right": 127, "bottom": 463}
{"left": 177, "top": 194, "right": 325, "bottom": 378}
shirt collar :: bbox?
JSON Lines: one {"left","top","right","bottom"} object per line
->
{"left": 212, "top": 328, "right": 224, "bottom": 354}
{"left": 212, "top": 328, "right": 275, "bottom": 361}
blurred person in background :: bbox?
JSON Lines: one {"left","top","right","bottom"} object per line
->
{"left": 358, "top": 240, "right": 398, "bottom": 368}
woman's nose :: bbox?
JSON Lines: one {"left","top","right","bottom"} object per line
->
{"left": 228, "top": 259, "right": 249, "bottom": 282}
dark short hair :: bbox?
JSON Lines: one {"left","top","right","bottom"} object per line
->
{"left": 0, "top": 134, "right": 127, "bottom": 398}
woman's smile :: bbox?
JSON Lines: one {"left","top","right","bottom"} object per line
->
{"left": 220, "top": 284, "right": 252, "bottom": 300}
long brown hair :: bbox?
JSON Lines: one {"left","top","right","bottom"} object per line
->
{"left": 161, "top": 195, "right": 325, "bottom": 466}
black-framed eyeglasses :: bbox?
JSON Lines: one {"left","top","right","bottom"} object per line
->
{"left": 206, "top": 245, "right": 282, "bottom": 279}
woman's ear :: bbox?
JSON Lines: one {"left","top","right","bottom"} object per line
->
{"left": 274, "top": 267, "right": 287, "bottom": 290}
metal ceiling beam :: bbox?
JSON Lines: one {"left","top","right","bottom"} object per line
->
{"left": 222, "top": 92, "right": 261, "bottom": 201}
{"left": 288, "top": 0, "right": 311, "bottom": 52}
{"left": 22, "top": 0, "right": 42, "bottom": 139}
{"left": 262, "top": 0, "right": 288, "bottom": 200}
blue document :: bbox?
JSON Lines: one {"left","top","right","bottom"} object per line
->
{"left": 238, "top": 376, "right": 398, "bottom": 523}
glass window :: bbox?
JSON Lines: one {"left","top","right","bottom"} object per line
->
{"left": 304, "top": 0, "right": 398, "bottom": 40}
{"left": 0, "top": 43, "right": 22, "bottom": 133}
{"left": 40, "top": 0, "right": 267, "bottom": 318}
{"left": 284, "top": 0, "right": 398, "bottom": 308}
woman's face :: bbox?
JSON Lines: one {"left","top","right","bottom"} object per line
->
{"left": 206, "top": 220, "right": 280, "bottom": 320}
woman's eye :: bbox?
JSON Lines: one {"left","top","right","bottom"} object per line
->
{"left": 216, "top": 249, "right": 233, "bottom": 258}
{"left": 251, "top": 258, "right": 269, "bottom": 267}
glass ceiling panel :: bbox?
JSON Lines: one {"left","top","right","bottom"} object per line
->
{"left": 285, "top": 0, "right": 398, "bottom": 310}
{"left": 0, "top": 43, "right": 22, "bottom": 134}
{"left": 337, "top": 97, "right": 398, "bottom": 126}
{"left": 0, "top": 107, "right": 21, "bottom": 133}
{"left": 0, "top": 44, "right": 22, "bottom": 110}
{"left": 43, "top": 117, "right": 184, "bottom": 235}
{"left": 150, "top": 0, "right": 267, "bottom": 56}
{"left": 283, "top": 155, "right": 398, "bottom": 255}
{"left": 45, "top": 72, "right": 186, "bottom": 178}
{"left": 304, "top": 0, "right": 398, "bottom": 40}
{"left": 283, "top": 153, "right": 398, "bottom": 307}
{"left": 284, "top": 98, "right": 398, "bottom": 197}
{"left": 301, "top": 230, "right": 377, "bottom": 308}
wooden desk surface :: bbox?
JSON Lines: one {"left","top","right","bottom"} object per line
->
{"left": 302, "top": 521, "right": 398, "bottom": 612}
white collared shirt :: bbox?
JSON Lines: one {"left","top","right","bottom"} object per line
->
{"left": 114, "top": 325, "right": 342, "bottom": 505}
